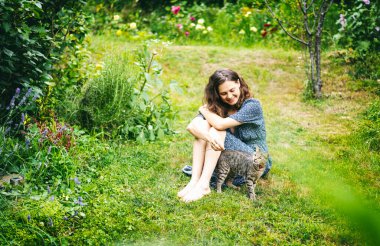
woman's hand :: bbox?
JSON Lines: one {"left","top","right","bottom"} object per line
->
{"left": 207, "top": 131, "right": 225, "bottom": 151}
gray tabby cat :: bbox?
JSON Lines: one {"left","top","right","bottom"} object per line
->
{"left": 215, "top": 146, "right": 268, "bottom": 200}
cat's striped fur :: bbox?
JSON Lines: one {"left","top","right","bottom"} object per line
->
{"left": 215, "top": 146, "right": 268, "bottom": 200}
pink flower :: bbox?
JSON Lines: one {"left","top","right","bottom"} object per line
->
{"left": 190, "top": 16, "right": 196, "bottom": 22}
{"left": 339, "top": 14, "right": 347, "bottom": 28}
{"left": 176, "top": 24, "right": 183, "bottom": 30}
{"left": 363, "top": 0, "right": 370, "bottom": 4}
{"left": 185, "top": 31, "right": 190, "bottom": 37}
{"left": 171, "top": 6, "right": 180, "bottom": 15}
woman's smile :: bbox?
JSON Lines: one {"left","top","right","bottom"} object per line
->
{"left": 218, "top": 80, "right": 241, "bottom": 106}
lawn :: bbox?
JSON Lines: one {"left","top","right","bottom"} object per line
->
{"left": 1, "top": 35, "right": 379, "bottom": 245}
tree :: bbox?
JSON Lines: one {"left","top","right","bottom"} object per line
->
{"left": 265, "top": 0, "right": 334, "bottom": 98}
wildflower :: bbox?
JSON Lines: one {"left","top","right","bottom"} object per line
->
{"left": 363, "top": 0, "right": 370, "bottom": 4}
{"left": 197, "top": 19, "right": 205, "bottom": 24}
{"left": 25, "top": 139, "right": 30, "bottom": 148}
{"left": 50, "top": 195, "right": 55, "bottom": 201}
{"left": 176, "top": 23, "right": 183, "bottom": 30}
{"left": 195, "top": 24, "right": 205, "bottom": 30}
{"left": 75, "top": 197, "right": 85, "bottom": 206}
{"left": 244, "top": 11, "right": 252, "bottom": 17}
{"left": 48, "top": 217, "right": 53, "bottom": 227}
{"left": 339, "top": 14, "right": 347, "bottom": 28}
{"left": 239, "top": 29, "right": 246, "bottom": 35}
{"left": 95, "top": 63, "right": 104, "bottom": 71}
{"left": 32, "top": 93, "right": 39, "bottom": 101}
{"left": 171, "top": 6, "right": 180, "bottom": 15}
{"left": 129, "top": 22, "right": 137, "bottom": 29}
{"left": 261, "top": 29, "right": 267, "bottom": 37}
{"left": 73, "top": 177, "right": 81, "bottom": 185}
{"left": 202, "top": 30, "right": 208, "bottom": 34}
{"left": 113, "top": 15, "right": 120, "bottom": 21}
{"left": 185, "top": 31, "right": 190, "bottom": 37}
{"left": 250, "top": 26, "right": 258, "bottom": 32}
{"left": 116, "top": 30, "right": 122, "bottom": 36}
{"left": 376, "top": 27, "right": 380, "bottom": 32}
{"left": 190, "top": 16, "right": 196, "bottom": 22}
{"left": 9, "top": 96, "right": 15, "bottom": 109}
{"left": 27, "top": 215, "right": 31, "bottom": 221}
{"left": 207, "top": 26, "right": 213, "bottom": 32}
{"left": 264, "top": 23, "right": 271, "bottom": 27}
{"left": 15, "top": 88, "right": 21, "bottom": 97}
{"left": 47, "top": 185, "right": 51, "bottom": 194}
{"left": 190, "top": 23, "right": 196, "bottom": 28}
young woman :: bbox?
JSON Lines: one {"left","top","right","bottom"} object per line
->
{"left": 178, "top": 68, "right": 272, "bottom": 203}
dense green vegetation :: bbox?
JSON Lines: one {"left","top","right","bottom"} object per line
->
{"left": 1, "top": 0, "right": 379, "bottom": 244}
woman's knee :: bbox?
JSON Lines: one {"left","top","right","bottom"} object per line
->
{"left": 187, "top": 118, "right": 211, "bottom": 133}
{"left": 208, "top": 127, "right": 226, "bottom": 147}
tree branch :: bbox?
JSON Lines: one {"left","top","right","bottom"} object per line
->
{"left": 264, "top": 0, "right": 308, "bottom": 45}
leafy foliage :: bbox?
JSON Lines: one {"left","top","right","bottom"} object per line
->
{"left": 334, "top": 0, "right": 379, "bottom": 80}
{"left": 0, "top": 0, "right": 90, "bottom": 119}
{"left": 78, "top": 42, "right": 178, "bottom": 142}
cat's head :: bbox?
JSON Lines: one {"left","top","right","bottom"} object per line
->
{"left": 254, "top": 146, "right": 269, "bottom": 169}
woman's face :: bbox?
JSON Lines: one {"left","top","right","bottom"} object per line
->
{"left": 218, "top": 80, "right": 241, "bottom": 106}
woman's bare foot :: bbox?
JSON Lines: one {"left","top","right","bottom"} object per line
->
{"left": 177, "top": 181, "right": 197, "bottom": 198}
{"left": 181, "top": 185, "right": 211, "bottom": 203}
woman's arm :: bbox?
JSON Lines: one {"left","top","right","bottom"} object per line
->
{"left": 199, "top": 106, "right": 242, "bottom": 131}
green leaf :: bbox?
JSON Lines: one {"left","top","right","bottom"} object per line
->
{"left": 136, "top": 131, "right": 146, "bottom": 143}
{"left": 3, "top": 48, "right": 14, "bottom": 57}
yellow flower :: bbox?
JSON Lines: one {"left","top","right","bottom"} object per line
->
{"left": 95, "top": 63, "right": 104, "bottom": 71}
{"left": 116, "top": 30, "right": 122, "bottom": 36}
{"left": 113, "top": 15, "right": 120, "bottom": 21}
{"left": 197, "top": 18, "right": 205, "bottom": 24}
{"left": 239, "top": 29, "right": 245, "bottom": 35}
{"left": 250, "top": 26, "right": 257, "bottom": 32}
{"left": 129, "top": 22, "right": 137, "bottom": 29}
{"left": 244, "top": 11, "right": 252, "bottom": 17}
{"left": 202, "top": 30, "right": 208, "bottom": 34}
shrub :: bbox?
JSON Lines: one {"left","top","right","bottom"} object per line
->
{"left": 356, "top": 99, "right": 380, "bottom": 151}
{"left": 0, "top": 0, "right": 90, "bottom": 120}
{"left": 334, "top": 0, "right": 379, "bottom": 80}
{"left": 78, "top": 42, "right": 179, "bottom": 142}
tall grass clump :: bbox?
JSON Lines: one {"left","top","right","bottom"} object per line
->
{"left": 79, "top": 43, "right": 178, "bottom": 142}
{"left": 356, "top": 99, "right": 380, "bottom": 152}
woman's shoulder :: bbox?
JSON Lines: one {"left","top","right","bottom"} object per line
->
{"left": 242, "top": 98, "right": 261, "bottom": 107}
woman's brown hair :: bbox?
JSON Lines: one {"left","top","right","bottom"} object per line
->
{"left": 204, "top": 69, "right": 252, "bottom": 117}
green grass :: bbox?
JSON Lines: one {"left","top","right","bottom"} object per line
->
{"left": 1, "top": 35, "right": 379, "bottom": 245}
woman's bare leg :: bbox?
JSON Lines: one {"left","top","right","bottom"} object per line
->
{"left": 177, "top": 120, "right": 210, "bottom": 198}
{"left": 182, "top": 128, "right": 226, "bottom": 202}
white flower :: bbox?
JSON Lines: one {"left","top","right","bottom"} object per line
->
{"left": 250, "top": 26, "right": 257, "bottom": 32}
{"left": 195, "top": 24, "right": 205, "bottom": 30}
{"left": 207, "top": 26, "right": 213, "bottom": 32}
{"left": 202, "top": 30, "right": 208, "bottom": 34}
{"left": 129, "top": 22, "right": 137, "bottom": 29}
{"left": 197, "top": 18, "right": 205, "bottom": 24}
{"left": 190, "top": 23, "right": 196, "bottom": 28}
{"left": 113, "top": 15, "right": 120, "bottom": 21}
{"left": 239, "top": 29, "right": 245, "bottom": 35}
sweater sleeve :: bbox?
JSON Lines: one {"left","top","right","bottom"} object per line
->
{"left": 228, "top": 99, "right": 263, "bottom": 125}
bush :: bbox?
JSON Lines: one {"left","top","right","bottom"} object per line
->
{"left": 334, "top": 0, "right": 379, "bottom": 80}
{"left": 0, "top": 0, "right": 90, "bottom": 120}
{"left": 356, "top": 99, "right": 380, "bottom": 151}
{"left": 78, "top": 42, "right": 179, "bottom": 142}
